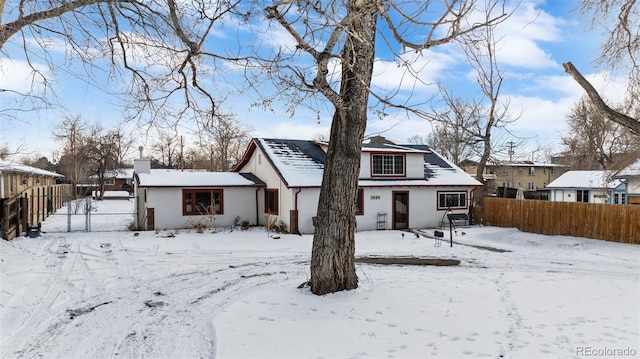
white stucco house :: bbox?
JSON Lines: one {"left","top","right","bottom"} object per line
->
{"left": 133, "top": 137, "right": 482, "bottom": 233}
{"left": 545, "top": 170, "right": 622, "bottom": 204}
{"left": 133, "top": 159, "right": 265, "bottom": 230}
{"left": 613, "top": 157, "right": 640, "bottom": 205}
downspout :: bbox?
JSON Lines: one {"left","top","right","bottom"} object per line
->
{"left": 471, "top": 187, "right": 478, "bottom": 206}
{"left": 470, "top": 187, "right": 478, "bottom": 225}
{"left": 133, "top": 175, "right": 138, "bottom": 230}
{"left": 294, "top": 188, "right": 301, "bottom": 234}
{"left": 255, "top": 187, "right": 260, "bottom": 225}
{"left": 133, "top": 173, "right": 139, "bottom": 230}
{"left": 294, "top": 188, "right": 301, "bottom": 209}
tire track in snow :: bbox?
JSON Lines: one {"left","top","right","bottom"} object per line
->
{"left": 1, "top": 237, "right": 79, "bottom": 358}
{"left": 5, "top": 242, "right": 308, "bottom": 359}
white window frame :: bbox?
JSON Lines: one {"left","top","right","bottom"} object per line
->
{"left": 437, "top": 191, "right": 467, "bottom": 210}
{"left": 371, "top": 154, "right": 405, "bottom": 176}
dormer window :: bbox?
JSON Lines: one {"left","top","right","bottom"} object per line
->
{"left": 372, "top": 154, "right": 405, "bottom": 176}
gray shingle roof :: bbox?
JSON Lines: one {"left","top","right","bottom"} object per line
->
{"left": 254, "top": 138, "right": 480, "bottom": 188}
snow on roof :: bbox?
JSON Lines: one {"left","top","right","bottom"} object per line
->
{"left": 423, "top": 151, "right": 483, "bottom": 186}
{"left": 107, "top": 168, "right": 135, "bottom": 179}
{"left": 615, "top": 157, "right": 640, "bottom": 178}
{"left": 136, "top": 170, "right": 264, "bottom": 187}
{"left": 546, "top": 170, "right": 622, "bottom": 189}
{"left": 257, "top": 138, "right": 481, "bottom": 188}
{"left": 498, "top": 162, "right": 568, "bottom": 168}
{"left": 89, "top": 168, "right": 135, "bottom": 180}
{"left": 92, "top": 190, "right": 131, "bottom": 198}
{"left": 256, "top": 139, "right": 325, "bottom": 187}
{"left": 404, "top": 145, "right": 482, "bottom": 187}
{"left": 0, "top": 159, "right": 64, "bottom": 177}
{"left": 361, "top": 143, "right": 430, "bottom": 154}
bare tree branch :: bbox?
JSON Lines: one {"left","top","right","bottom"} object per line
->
{"left": 1, "top": 0, "right": 243, "bottom": 128}
{"left": 563, "top": 61, "right": 640, "bottom": 135}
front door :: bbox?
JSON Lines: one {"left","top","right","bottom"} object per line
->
{"left": 393, "top": 191, "right": 409, "bottom": 230}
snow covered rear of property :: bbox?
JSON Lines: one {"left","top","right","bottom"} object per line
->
{"left": 1, "top": 199, "right": 638, "bottom": 358}
{"left": 39, "top": 197, "right": 135, "bottom": 232}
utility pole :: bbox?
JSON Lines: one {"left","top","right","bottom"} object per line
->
{"left": 210, "top": 144, "right": 214, "bottom": 172}
{"left": 72, "top": 123, "right": 78, "bottom": 197}
{"left": 180, "top": 136, "right": 184, "bottom": 171}
{"left": 507, "top": 141, "right": 515, "bottom": 162}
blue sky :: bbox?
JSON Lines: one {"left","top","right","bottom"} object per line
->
{"left": 0, "top": 0, "right": 627, "bottom": 163}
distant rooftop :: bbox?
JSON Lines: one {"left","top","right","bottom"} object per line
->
{"left": 614, "top": 157, "right": 640, "bottom": 178}
{"left": 0, "top": 160, "right": 64, "bottom": 178}
{"left": 459, "top": 160, "right": 568, "bottom": 168}
{"left": 546, "top": 170, "right": 622, "bottom": 189}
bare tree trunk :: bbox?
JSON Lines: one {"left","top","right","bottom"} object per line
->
{"left": 475, "top": 134, "right": 492, "bottom": 203}
{"left": 98, "top": 178, "right": 106, "bottom": 201}
{"left": 563, "top": 62, "right": 640, "bottom": 136}
{"left": 310, "top": 0, "right": 378, "bottom": 295}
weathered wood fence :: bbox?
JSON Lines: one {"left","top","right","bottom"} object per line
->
{"left": 480, "top": 197, "right": 640, "bottom": 244}
{"left": 1, "top": 184, "right": 72, "bottom": 240}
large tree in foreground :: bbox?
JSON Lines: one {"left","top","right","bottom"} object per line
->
{"left": 263, "top": 0, "right": 508, "bottom": 295}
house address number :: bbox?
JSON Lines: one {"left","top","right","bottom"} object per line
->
{"left": 370, "top": 195, "right": 381, "bottom": 200}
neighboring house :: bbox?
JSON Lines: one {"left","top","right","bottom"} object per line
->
{"left": 461, "top": 160, "right": 568, "bottom": 198}
{"left": 0, "top": 160, "right": 64, "bottom": 199}
{"left": 88, "top": 168, "right": 135, "bottom": 193}
{"left": 613, "top": 158, "right": 640, "bottom": 205}
{"left": 133, "top": 137, "right": 482, "bottom": 233}
{"left": 0, "top": 160, "right": 68, "bottom": 239}
{"left": 545, "top": 170, "right": 622, "bottom": 204}
{"left": 103, "top": 168, "right": 135, "bottom": 193}
{"left": 133, "top": 158, "right": 265, "bottom": 230}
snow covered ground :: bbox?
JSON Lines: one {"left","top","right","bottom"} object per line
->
{"left": 1, "top": 199, "right": 638, "bottom": 359}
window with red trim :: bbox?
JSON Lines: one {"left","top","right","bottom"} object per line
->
{"left": 183, "top": 189, "right": 223, "bottom": 215}
{"left": 355, "top": 188, "right": 364, "bottom": 215}
{"left": 265, "top": 189, "right": 279, "bottom": 214}
{"left": 372, "top": 154, "right": 405, "bottom": 176}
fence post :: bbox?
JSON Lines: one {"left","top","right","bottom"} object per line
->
{"left": 85, "top": 196, "right": 91, "bottom": 232}
{"left": 88, "top": 196, "right": 92, "bottom": 232}
{"left": 67, "top": 200, "right": 71, "bottom": 232}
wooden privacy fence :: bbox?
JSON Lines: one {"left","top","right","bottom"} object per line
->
{"left": 480, "top": 197, "right": 640, "bottom": 244}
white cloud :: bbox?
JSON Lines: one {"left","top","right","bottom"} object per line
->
{"left": 509, "top": 94, "right": 573, "bottom": 137}
{"left": 505, "top": 68, "right": 628, "bottom": 151}
{"left": 258, "top": 24, "right": 299, "bottom": 53}
{"left": 371, "top": 50, "right": 456, "bottom": 93}
{"left": 0, "top": 58, "right": 50, "bottom": 94}
{"left": 491, "top": 0, "right": 564, "bottom": 69}
{"left": 521, "top": 70, "right": 629, "bottom": 104}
